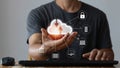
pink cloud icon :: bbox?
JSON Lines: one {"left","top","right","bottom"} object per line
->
{"left": 47, "top": 19, "right": 73, "bottom": 35}
{"left": 47, "top": 19, "right": 73, "bottom": 40}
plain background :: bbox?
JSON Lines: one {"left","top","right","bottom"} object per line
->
{"left": 0, "top": 0, "right": 120, "bottom": 61}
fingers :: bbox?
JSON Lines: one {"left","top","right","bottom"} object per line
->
{"left": 101, "top": 52, "right": 108, "bottom": 61}
{"left": 82, "top": 49, "right": 99, "bottom": 61}
{"left": 83, "top": 49, "right": 114, "bottom": 61}
{"left": 52, "top": 33, "right": 69, "bottom": 46}
{"left": 106, "top": 56, "right": 114, "bottom": 61}
{"left": 67, "top": 32, "right": 78, "bottom": 44}
{"left": 44, "top": 33, "right": 69, "bottom": 53}
{"left": 82, "top": 52, "right": 90, "bottom": 59}
{"left": 57, "top": 32, "right": 78, "bottom": 51}
{"left": 41, "top": 28, "right": 49, "bottom": 43}
{"left": 89, "top": 49, "right": 98, "bottom": 60}
{"left": 41, "top": 28, "right": 48, "bottom": 42}
{"left": 95, "top": 50, "right": 103, "bottom": 61}
{"left": 45, "top": 33, "right": 69, "bottom": 47}
{"left": 41, "top": 28, "right": 48, "bottom": 37}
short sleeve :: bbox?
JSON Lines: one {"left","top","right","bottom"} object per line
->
{"left": 27, "top": 9, "right": 44, "bottom": 44}
{"left": 96, "top": 12, "right": 112, "bottom": 49}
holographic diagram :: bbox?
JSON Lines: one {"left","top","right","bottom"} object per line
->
{"left": 39, "top": 10, "right": 88, "bottom": 58}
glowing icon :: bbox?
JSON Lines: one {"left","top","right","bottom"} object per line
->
{"left": 80, "top": 12, "right": 86, "bottom": 19}
{"left": 68, "top": 53, "right": 75, "bottom": 56}
{"left": 38, "top": 45, "right": 45, "bottom": 53}
{"left": 52, "top": 53, "right": 59, "bottom": 59}
{"left": 84, "top": 26, "right": 88, "bottom": 32}
{"left": 30, "top": 45, "right": 45, "bottom": 54}
{"left": 79, "top": 40, "right": 86, "bottom": 45}
{"left": 67, "top": 49, "right": 75, "bottom": 57}
{"left": 76, "top": 37, "right": 80, "bottom": 40}
{"left": 47, "top": 19, "right": 73, "bottom": 40}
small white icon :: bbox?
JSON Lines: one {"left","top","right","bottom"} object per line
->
{"left": 67, "top": 49, "right": 75, "bottom": 57}
{"left": 80, "top": 12, "right": 86, "bottom": 19}
{"left": 80, "top": 40, "right": 86, "bottom": 45}
{"left": 52, "top": 53, "right": 59, "bottom": 59}
{"left": 76, "top": 37, "right": 80, "bottom": 40}
{"left": 38, "top": 45, "right": 45, "bottom": 53}
{"left": 68, "top": 53, "right": 75, "bottom": 56}
{"left": 38, "top": 48, "right": 44, "bottom": 53}
{"left": 84, "top": 26, "right": 88, "bottom": 32}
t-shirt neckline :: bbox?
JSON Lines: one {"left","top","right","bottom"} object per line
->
{"left": 52, "top": 1, "right": 84, "bottom": 15}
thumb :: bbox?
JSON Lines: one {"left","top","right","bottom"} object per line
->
{"left": 41, "top": 28, "right": 48, "bottom": 42}
{"left": 82, "top": 52, "right": 90, "bottom": 58}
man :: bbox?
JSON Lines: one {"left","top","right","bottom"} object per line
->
{"left": 27, "top": 0, "right": 114, "bottom": 61}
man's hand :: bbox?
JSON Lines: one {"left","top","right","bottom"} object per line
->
{"left": 82, "top": 48, "right": 114, "bottom": 61}
{"left": 28, "top": 28, "right": 77, "bottom": 60}
{"left": 41, "top": 28, "right": 78, "bottom": 54}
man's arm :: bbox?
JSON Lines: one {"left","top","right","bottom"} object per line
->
{"left": 28, "top": 33, "right": 49, "bottom": 60}
{"left": 28, "top": 28, "right": 77, "bottom": 60}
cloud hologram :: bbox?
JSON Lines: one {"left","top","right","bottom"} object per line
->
{"left": 47, "top": 19, "right": 73, "bottom": 35}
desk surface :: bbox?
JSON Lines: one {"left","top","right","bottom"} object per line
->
{"left": 0, "top": 64, "right": 120, "bottom": 68}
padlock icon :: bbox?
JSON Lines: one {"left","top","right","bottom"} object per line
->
{"left": 80, "top": 12, "right": 85, "bottom": 19}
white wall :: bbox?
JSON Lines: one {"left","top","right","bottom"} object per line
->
{"left": 0, "top": 0, "right": 120, "bottom": 61}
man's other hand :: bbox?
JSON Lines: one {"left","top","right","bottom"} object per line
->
{"left": 82, "top": 48, "right": 114, "bottom": 61}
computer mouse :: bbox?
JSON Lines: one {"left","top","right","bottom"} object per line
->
{"left": 2, "top": 57, "right": 15, "bottom": 66}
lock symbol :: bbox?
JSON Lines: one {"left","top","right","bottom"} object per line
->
{"left": 80, "top": 12, "right": 85, "bottom": 19}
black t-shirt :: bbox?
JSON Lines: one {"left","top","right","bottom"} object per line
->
{"left": 27, "top": 1, "right": 112, "bottom": 60}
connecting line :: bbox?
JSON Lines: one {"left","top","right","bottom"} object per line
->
{"left": 54, "top": 19, "right": 57, "bottom": 52}
{"left": 63, "top": 38, "right": 70, "bottom": 53}
{"left": 54, "top": 36, "right": 57, "bottom": 52}
{"left": 73, "top": 28, "right": 82, "bottom": 29}
{"left": 66, "top": 16, "right": 79, "bottom": 24}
